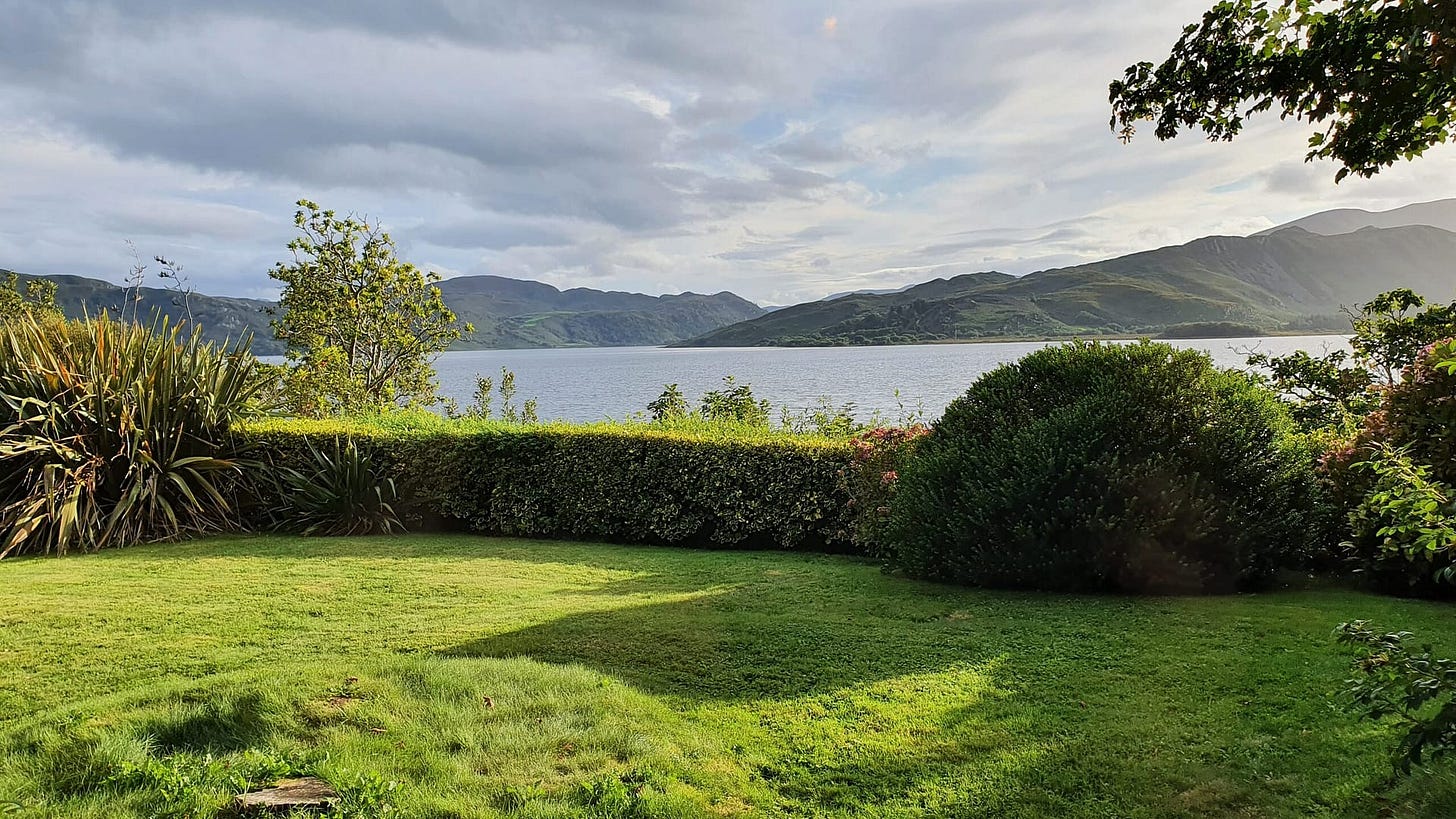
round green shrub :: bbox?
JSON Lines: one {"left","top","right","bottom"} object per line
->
{"left": 884, "top": 340, "right": 1325, "bottom": 594}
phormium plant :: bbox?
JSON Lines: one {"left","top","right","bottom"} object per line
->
{"left": 268, "top": 437, "right": 403, "bottom": 537}
{"left": 0, "top": 314, "right": 263, "bottom": 557}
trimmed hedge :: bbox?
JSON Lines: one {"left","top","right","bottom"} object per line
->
{"left": 235, "top": 417, "right": 856, "bottom": 552}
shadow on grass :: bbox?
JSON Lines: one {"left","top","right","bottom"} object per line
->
{"left": 143, "top": 691, "right": 288, "bottom": 754}
{"left": 442, "top": 585, "right": 988, "bottom": 702}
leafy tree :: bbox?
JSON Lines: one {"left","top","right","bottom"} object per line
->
{"left": 1247, "top": 289, "right": 1456, "bottom": 431}
{"left": 1110, "top": 0, "right": 1456, "bottom": 180}
{"left": 1, "top": 273, "right": 59, "bottom": 321}
{"left": 269, "top": 200, "right": 470, "bottom": 416}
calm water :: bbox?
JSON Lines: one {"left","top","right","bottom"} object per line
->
{"left": 421, "top": 336, "right": 1350, "bottom": 423}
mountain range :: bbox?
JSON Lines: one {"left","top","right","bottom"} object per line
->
{"left": 5, "top": 271, "right": 764, "bottom": 355}
{"left": 10, "top": 198, "right": 1455, "bottom": 351}
{"left": 680, "top": 199, "right": 1456, "bottom": 347}
{"left": 437, "top": 276, "right": 763, "bottom": 349}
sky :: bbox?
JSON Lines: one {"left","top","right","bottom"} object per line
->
{"left": 1, "top": 1, "right": 1453, "bottom": 306}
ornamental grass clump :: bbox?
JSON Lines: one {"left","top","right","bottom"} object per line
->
{"left": 0, "top": 314, "right": 263, "bottom": 557}
{"left": 884, "top": 340, "right": 1326, "bottom": 594}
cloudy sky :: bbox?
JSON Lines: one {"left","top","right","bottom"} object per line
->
{"left": 2, "top": 0, "right": 1453, "bottom": 306}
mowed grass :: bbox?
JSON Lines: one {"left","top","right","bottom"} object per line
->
{"left": 1, "top": 536, "right": 1454, "bottom": 818}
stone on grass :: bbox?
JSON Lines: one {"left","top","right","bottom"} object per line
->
{"left": 234, "top": 777, "right": 338, "bottom": 814}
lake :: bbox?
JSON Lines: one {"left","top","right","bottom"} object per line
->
{"left": 421, "top": 336, "right": 1350, "bottom": 423}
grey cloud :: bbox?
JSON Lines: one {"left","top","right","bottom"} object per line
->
{"left": 1, "top": 0, "right": 1448, "bottom": 306}
{"left": 414, "top": 217, "right": 578, "bottom": 251}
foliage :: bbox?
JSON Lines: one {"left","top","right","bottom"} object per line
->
{"left": 445, "top": 368, "right": 539, "bottom": 424}
{"left": 647, "top": 383, "right": 689, "bottom": 422}
{"left": 0, "top": 273, "right": 58, "bottom": 322}
{"left": 779, "top": 397, "right": 862, "bottom": 438}
{"left": 268, "top": 438, "right": 402, "bottom": 537}
{"left": 269, "top": 200, "right": 470, "bottom": 416}
{"left": 1346, "top": 445, "right": 1456, "bottom": 590}
{"left": 1245, "top": 347, "right": 1377, "bottom": 432}
{"left": 649, "top": 382, "right": 860, "bottom": 436}
{"left": 1366, "top": 338, "right": 1456, "bottom": 484}
{"left": 235, "top": 417, "right": 856, "bottom": 552}
{"left": 886, "top": 341, "right": 1326, "bottom": 593}
{"left": 5, "top": 535, "right": 1456, "bottom": 817}
{"left": 1337, "top": 621, "right": 1456, "bottom": 773}
{"left": 1110, "top": 0, "right": 1456, "bottom": 180}
{"left": 1247, "top": 289, "right": 1456, "bottom": 432}
{"left": 699, "top": 375, "right": 771, "bottom": 426}
{"left": 1352, "top": 291, "right": 1456, "bottom": 383}
{"left": 0, "top": 314, "right": 262, "bottom": 557}
{"left": 1437, "top": 338, "right": 1456, "bottom": 374}
{"left": 845, "top": 425, "right": 928, "bottom": 556}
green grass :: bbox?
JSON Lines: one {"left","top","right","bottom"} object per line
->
{"left": 1, "top": 535, "right": 1454, "bottom": 817}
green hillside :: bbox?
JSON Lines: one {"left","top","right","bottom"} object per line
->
{"left": 680, "top": 225, "right": 1456, "bottom": 347}
{"left": 9, "top": 271, "right": 764, "bottom": 353}
{"left": 10, "top": 272, "right": 285, "bottom": 354}
{"left": 438, "top": 275, "right": 764, "bottom": 348}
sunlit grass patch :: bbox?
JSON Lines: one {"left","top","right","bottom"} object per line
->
{"left": 2, "top": 534, "right": 1455, "bottom": 817}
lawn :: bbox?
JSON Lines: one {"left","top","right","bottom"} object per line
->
{"left": 1, "top": 535, "right": 1454, "bottom": 818}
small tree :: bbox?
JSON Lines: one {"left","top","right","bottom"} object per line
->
{"left": 1, "top": 273, "right": 59, "bottom": 322}
{"left": 700, "top": 376, "right": 771, "bottom": 426}
{"left": 1110, "top": 0, "right": 1456, "bottom": 180}
{"left": 449, "top": 368, "right": 538, "bottom": 424}
{"left": 270, "top": 200, "right": 470, "bottom": 416}
{"left": 1247, "top": 289, "right": 1456, "bottom": 432}
{"left": 648, "top": 384, "right": 690, "bottom": 422}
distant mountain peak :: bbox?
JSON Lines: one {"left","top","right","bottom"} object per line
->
{"left": 1256, "top": 198, "right": 1456, "bottom": 236}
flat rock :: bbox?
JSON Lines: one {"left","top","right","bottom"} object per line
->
{"left": 235, "top": 777, "right": 338, "bottom": 813}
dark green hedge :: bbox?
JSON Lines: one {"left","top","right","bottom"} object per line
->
{"left": 235, "top": 418, "right": 856, "bottom": 552}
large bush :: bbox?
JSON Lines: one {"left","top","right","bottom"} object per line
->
{"left": 0, "top": 315, "right": 263, "bottom": 557}
{"left": 236, "top": 417, "right": 857, "bottom": 552}
{"left": 1367, "top": 340, "right": 1456, "bottom": 484}
{"left": 884, "top": 341, "right": 1326, "bottom": 594}
{"left": 1331, "top": 341, "right": 1456, "bottom": 597}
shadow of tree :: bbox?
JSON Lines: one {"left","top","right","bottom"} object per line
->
{"left": 443, "top": 585, "right": 990, "bottom": 701}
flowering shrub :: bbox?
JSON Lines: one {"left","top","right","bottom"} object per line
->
{"left": 845, "top": 425, "right": 928, "bottom": 556}
{"left": 1329, "top": 340, "right": 1456, "bottom": 596}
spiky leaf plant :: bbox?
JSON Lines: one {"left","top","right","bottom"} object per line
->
{"left": 271, "top": 438, "right": 401, "bottom": 537}
{"left": 0, "top": 314, "right": 263, "bottom": 557}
